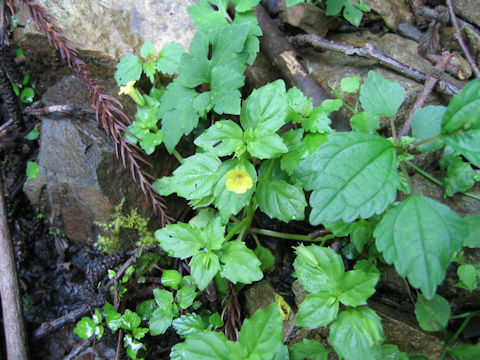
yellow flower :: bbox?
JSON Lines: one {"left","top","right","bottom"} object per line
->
{"left": 225, "top": 169, "right": 253, "bottom": 194}
{"left": 118, "top": 81, "right": 145, "bottom": 106}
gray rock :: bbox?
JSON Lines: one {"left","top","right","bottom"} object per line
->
{"left": 23, "top": 74, "right": 179, "bottom": 243}
{"left": 15, "top": 0, "right": 197, "bottom": 60}
{"left": 364, "top": 0, "right": 414, "bottom": 31}
{"left": 453, "top": 0, "right": 480, "bottom": 29}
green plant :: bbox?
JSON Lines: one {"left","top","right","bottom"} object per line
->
{"left": 75, "top": 1, "right": 480, "bottom": 359}
{"left": 286, "top": 0, "right": 370, "bottom": 27}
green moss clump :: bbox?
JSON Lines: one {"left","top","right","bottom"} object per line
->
{"left": 95, "top": 199, "right": 156, "bottom": 253}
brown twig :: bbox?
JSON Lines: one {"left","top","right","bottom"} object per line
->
{"left": 0, "top": 176, "right": 29, "bottom": 358}
{"left": 221, "top": 282, "right": 242, "bottom": 341}
{"left": 19, "top": 0, "right": 172, "bottom": 224}
{"left": 290, "top": 34, "right": 462, "bottom": 96}
{"left": 445, "top": 0, "right": 480, "bottom": 79}
{"left": 33, "top": 303, "right": 91, "bottom": 339}
{"left": 399, "top": 51, "right": 452, "bottom": 139}
{"left": 63, "top": 340, "right": 92, "bottom": 360}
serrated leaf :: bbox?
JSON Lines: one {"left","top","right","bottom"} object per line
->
{"left": 328, "top": 307, "right": 385, "bottom": 360}
{"left": 289, "top": 339, "right": 331, "bottom": 360}
{"left": 213, "top": 159, "right": 257, "bottom": 222}
{"left": 156, "top": 42, "right": 184, "bottom": 75}
{"left": 143, "top": 59, "right": 156, "bottom": 83}
{"left": 210, "top": 23, "right": 250, "bottom": 69}
{"left": 150, "top": 307, "right": 174, "bottom": 336}
{"left": 220, "top": 241, "right": 263, "bottom": 284}
{"left": 155, "top": 223, "right": 203, "bottom": 259}
{"left": 457, "top": 264, "right": 477, "bottom": 291}
{"left": 140, "top": 41, "right": 156, "bottom": 58}
{"left": 414, "top": 294, "right": 450, "bottom": 332}
{"left": 177, "top": 286, "right": 197, "bottom": 309}
{"left": 442, "top": 79, "right": 480, "bottom": 134}
{"left": 74, "top": 317, "right": 96, "bottom": 339}
{"left": 139, "top": 130, "right": 163, "bottom": 155}
{"left": 359, "top": 71, "right": 405, "bottom": 118}
{"left": 124, "top": 334, "right": 146, "bottom": 359}
{"left": 381, "top": 345, "right": 409, "bottom": 360}
{"left": 341, "top": 76, "right": 363, "bottom": 93}
{"left": 209, "top": 65, "right": 245, "bottom": 114}
{"left": 137, "top": 300, "right": 156, "bottom": 321}
{"left": 238, "top": 303, "right": 283, "bottom": 359}
{"left": 444, "top": 156, "right": 475, "bottom": 196}
{"left": 240, "top": 80, "right": 288, "bottom": 131}
{"left": 256, "top": 179, "right": 306, "bottom": 222}
{"left": 170, "top": 331, "right": 245, "bottom": 360}
{"left": 173, "top": 313, "right": 205, "bottom": 336}
{"left": 209, "top": 313, "right": 224, "bottom": 328}
{"left": 350, "top": 111, "right": 380, "bottom": 134}
{"left": 464, "top": 215, "right": 480, "bottom": 248}
{"left": 302, "top": 105, "right": 337, "bottom": 133}
{"left": 295, "top": 292, "right": 339, "bottom": 328}
{"left": 450, "top": 343, "right": 480, "bottom": 360}
{"left": 286, "top": 86, "right": 314, "bottom": 122}
{"left": 293, "top": 245, "right": 345, "bottom": 293}
{"left": 295, "top": 132, "right": 398, "bottom": 224}
{"left": 246, "top": 129, "right": 288, "bottom": 159}
{"left": 411, "top": 105, "right": 445, "bottom": 153}
{"left": 374, "top": 195, "right": 467, "bottom": 298}
{"left": 121, "top": 309, "right": 141, "bottom": 331}
{"left": 190, "top": 252, "right": 220, "bottom": 290}
{"left": 445, "top": 129, "right": 480, "bottom": 168}
{"left": 195, "top": 120, "right": 244, "bottom": 156}
{"left": 156, "top": 153, "right": 221, "bottom": 200}
{"left": 187, "top": 0, "right": 230, "bottom": 32}
{"left": 232, "top": 0, "right": 261, "bottom": 12}
{"left": 254, "top": 245, "right": 275, "bottom": 272}
{"left": 338, "top": 270, "right": 379, "bottom": 307}
{"left": 115, "top": 54, "right": 142, "bottom": 85}
{"left": 281, "top": 133, "right": 327, "bottom": 175}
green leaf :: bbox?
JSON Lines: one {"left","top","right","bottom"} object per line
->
{"left": 240, "top": 80, "right": 288, "bottom": 132}
{"left": 209, "top": 313, "right": 224, "bottom": 328}
{"left": 296, "top": 292, "right": 339, "bottom": 328}
{"left": 450, "top": 343, "right": 480, "bottom": 360}
{"left": 232, "top": 11, "right": 261, "bottom": 64}
{"left": 255, "top": 179, "right": 306, "bottom": 222}
{"left": 124, "top": 334, "right": 146, "bottom": 360}
{"left": 150, "top": 307, "right": 175, "bottom": 336}
{"left": 137, "top": 300, "right": 156, "bottom": 321}
{"left": 202, "top": 217, "right": 226, "bottom": 251}
{"left": 220, "top": 241, "right": 263, "bottom": 284}
{"left": 209, "top": 65, "right": 245, "bottom": 115}
{"left": 143, "top": 59, "right": 156, "bottom": 83}
{"left": 411, "top": 105, "right": 445, "bottom": 153}
{"left": 20, "top": 87, "right": 34, "bottom": 103}
{"left": 414, "top": 294, "right": 450, "bottom": 332}
{"left": 338, "top": 270, "right": 379, "bottom": 307}
{"left": 238, "top": 303, "right": 283, "bottom": 359}
{"left": 140, "top": 41, "right": 156, "bottom": 59}
{"left": 156, "top": 42, "right": 184, "bottom": 75}
{"left": 289, "top": 339, "right": 331, "bottom": 360}
{"left": 155, "top": 153, "right": 221, "bottom": 200}
{"left": 457, "top": 264, "right": 477, "bottom": 291}
{"left": 159, "top": 80, "right": 200, "bottom": 153}
{"left": 301, "top": 101, "right": 339, "bottom": 133}
{"left": 281, "top": 133, "right": 327, "bottom": 176}
{"left": 92, "top": 309, "right": 102, "bottom": 324}
{"left": 342, "top": 1, "right": 365, "bottom": 26}
{"left": 190, "top": 251, "right": 221, "bottom": 290}
{"left": 444, "top": 156, "right": 475, "bottom": 196}
{"left": 177, "top": 286, "right": 197, "bottom": 309}
{"left": 350, "top": 111, "right": 380, "bottom": 134}
{"left": 341, "top": 76, "right": 363, "bottom": 93}
{"left": 464, "top": 215, "right": 480, "bottom": 248}
{"left": 170, "top": 331, "right": 244, "bottom": 360}
{"left": 441, "top": 79, "right": 480, "bottom": 134}
{"left": 187, "top": 0, "right": 230, "bottom": 32}
{"left": 121, "top": 309, "right": 141, "bottom": 331}
{"left": 194, "top": 120, "right": 244, "bottom": 156}
{"left": 246, "top": 128, "right": 288, "bottom": 159}
{"left": 286, "top": 0, "right": 304, "bottom": 6}
{"left": 381, "top": 344, "right": 409, "bottom": 360}
{"left": 26, "top": 161, "right": 38, "bottom": 179}
{"left": 286, "top": 86, "right": 313, "bottom": 123}
{"left": 115, "top": 54, "right": 143, "bottom": 85}
{"left": 161, "top": 270, "right": 182, "bottom": 290}
{"left": 374, "top": 195, "right": 467, "bottom": 298}
{"left": 359, "top": 71, "right": 405, "bottom": 118}
{"left": 293, "top": 245, "right": 345, "bottom": 293}
{"left": 328, "top": 307, "right": 385, "bottom": 360}
{"left": 173, "top": 313, "right": 205, "bottom": 336}
{"left": 213, "top": 159, "right": 257, "bottom": 222}
{"left": 254, "top": 245, "right": 275, "bottom": 272}
{"left": 139, "top": 130, "right": 163, "bottom": 155}
{"left": 155, "top": 223, "right": 203, "bottom": 259}
{"left": 444, "top": 129, "right": 480, "bottom": 168}
{"left": 104, "top": 303, "right": 122, "bottom": 331}
{"left": 25, "top": 129, "right": 40, "bottom": 140}
{"left": 74, "top": 317, "right": 96, "bottom": 339}
{"left": 232, "top": 0, "right": 261, "bottom": 12}
{"left": 295, "top": 132, "right": 398, "bottom": 224}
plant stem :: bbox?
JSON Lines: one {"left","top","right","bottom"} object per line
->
{"left": 411, "top": 134, "right": 443, "bottom": 148}
{"left": 439, "top": 312, "right": 475, "bottom": 360}
{"left": 405, "top": 161, "right": 480, "bottom": 201}
{"left": 172, "top": 149, "right": 184, "bottom": 164}
{"left": 249, "top": 228, "right": 320, "bottom": 242}
{"left": 225, "top": 217, "right": 249, "bottom": 242}
{"left": 400, "top": 161, "right": 414, "bottom": 194}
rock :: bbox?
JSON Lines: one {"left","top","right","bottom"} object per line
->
{"left": 453, "top": 0, "right": 480, "bottom": 28}
{"left": 15, "top": 0, "right": 197, "bottom": 60}
{"left": 23, "top": 74, "right": 180, "bottom": 243}
{"left": 363, "top": 0, "right": 414, "bottom": 31}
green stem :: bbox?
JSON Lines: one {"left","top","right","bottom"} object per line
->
{"left": 249, "top": 228, "right": 320, "bottom": 242}
{"left": 412, "top": 134, "right": 443, "bottom": 148}
{"left": 440, "top": 313, "right": 474, "bottom": 360}
{"left": 225, "top": 217, "right": 249, "bottom": 242}
{"left": 400, "top": 161, "right": 414, "bottom": 194}
{"left": 172, "top": 149, "right": 184, "bottom": 165}
{"left": 405, "top": 161, "right": 480, "bottom": 201}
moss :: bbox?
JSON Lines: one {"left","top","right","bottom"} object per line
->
{"left": 95, "top": 199, "right": 156, "bottom": 253}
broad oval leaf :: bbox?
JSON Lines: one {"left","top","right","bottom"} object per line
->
{"left": 359, "top": 71, "right": 405, "bottom": 118}
{"left": 194, "top": 120, "right": 244, "bottom": 157}
{"left": 328, "top": 307, "right": 385, "bottom": 360}
{"left": 220, "top": 241, "right": 263, "bottom": 284}
{"left": 445, "top": 128, "right": 480, "bottom": 168}
{"left": 289, "top": 339, "right": 331, "bottom": 360}
{"left": 442, "top": 79, "right": 480, "bottom": 134}
{"left": 172, "top": 313, "right": 205, "bottom": 336}
{"left": 337, "top": 270, "right": 379, "bottom": 307}
{"left": 115, "top": 54, "right": 142, "bottom": 85}
{"left": 411, "top": 105, "right": 446, "bottom": 153}
{"left": 255, "top": 180, "right": 306, "bottom": 222}
{"left": 295, "top": 132, "right": 398, "bottom": 224}
{"left": 150, "top": 308, "right": 174, "bottom": 336}
{"left": 190, "top": 251, "right": 221, "bottom": 291}
{"left": 414, "top": 294, "right": 450, "bottom": 332}
{"left": 374, "top": 194, "right": 467, "bottom": 298}
{"left": 246, "top": 129, "right": 288, "bottom": 159}
{"left": 295, "top": 292, "right": 339, "bottom": 329}
{"left": 238, "top": 303, "right": 283, "bottom": 359}
{"left": 155, "top": 223, "right": 203, "bottom": 259}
